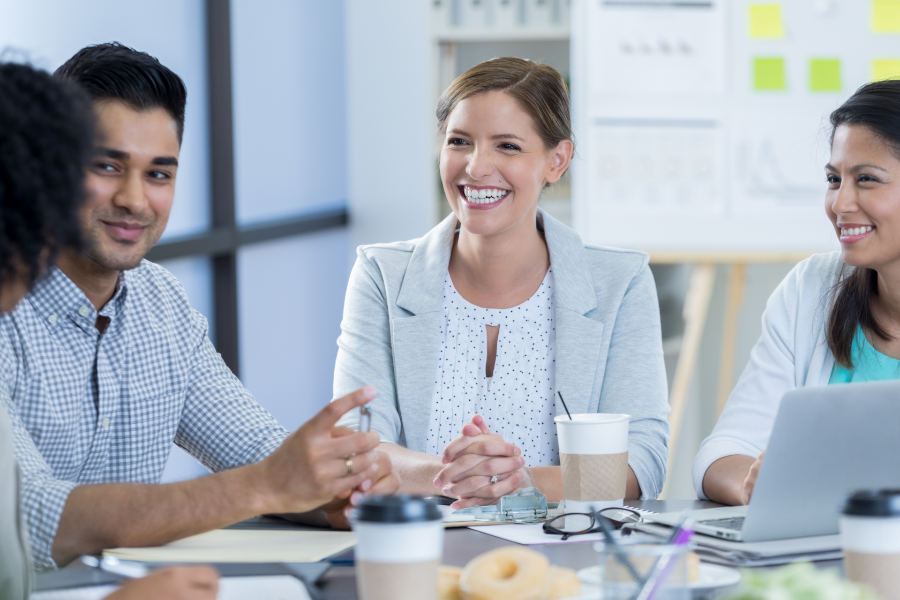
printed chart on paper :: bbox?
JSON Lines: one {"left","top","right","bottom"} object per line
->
{"left": 571, "top": 0, "right": 900, "bottom": 252}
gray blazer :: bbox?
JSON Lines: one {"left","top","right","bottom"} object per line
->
{"left": 334, "top": 209, "right": 671, "bottom": 498}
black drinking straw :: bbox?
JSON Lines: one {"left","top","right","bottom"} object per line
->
{"left": 558, "top": 391, "right": 573, "bottom": 420}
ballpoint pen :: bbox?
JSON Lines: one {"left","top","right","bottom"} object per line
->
{"left": 358, "top": 404, "right": 371, "bottom": 433}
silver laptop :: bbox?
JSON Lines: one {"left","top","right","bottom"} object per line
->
{"left": 652, "top": 380, "right": 900, "bottom": 542}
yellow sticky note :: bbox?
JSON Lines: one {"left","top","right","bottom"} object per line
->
{"left": 872, "top": 59, "right": 900, "bottom": 81}
{"left": 872, "top": 1, "right": 900, "bottom": 33}
{"left": 749, "top": 4, "right": 785, "bottom": 39}
{"left": 810, "top": 59, "right": 841, "bottom": 91}
{"left": 754, "top": 57, "right": 786, "bottom": 90}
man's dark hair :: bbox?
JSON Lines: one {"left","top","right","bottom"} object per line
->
{"left": 0, "top": 62, "right": 93, "bottom": 290}
{"left": 54, "top": 42, "right": 187, "bottom": 143}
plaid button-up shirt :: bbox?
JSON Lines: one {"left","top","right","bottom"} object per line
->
{"left": 0, "top": 262, "right": 288, "bottom": 570}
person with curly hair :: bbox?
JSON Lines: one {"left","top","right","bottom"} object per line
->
{"left": 1, "top": 43, "right": 398, "bottom": 572}
{"left": 0, "top": 60, "right": 219, "bottom": 600}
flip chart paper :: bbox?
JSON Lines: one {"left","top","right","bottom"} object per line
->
{"left": 749, "top": 4, "right": 785, "bottom": 39}
{"left": 753, "top": 58, "right": 786, "bottom": 90}
{"left": 873, "top": 59, "right": 900, "bottom": 81}
{"left": 872, "top": 1, "right": 900, "bottom": 33}
{"left": 809, "top": 59, "right": 841, "bottom": 91}
{"left": 104, "top": 529, "right": 356, "bottom": 563}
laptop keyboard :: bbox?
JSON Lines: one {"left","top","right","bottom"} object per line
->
{"left": 699, "top": 516, "right": 745, "bottom": 531}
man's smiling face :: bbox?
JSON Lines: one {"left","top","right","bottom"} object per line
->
{"left": 80, "top": 100, "right": 180, "bottom": 271}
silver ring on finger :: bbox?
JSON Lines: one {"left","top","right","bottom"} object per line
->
{"left": 345, "top": 457, "right": 354, "bottom": 476}
{"left": 490, "top": 475, "right": 499, "bottom": 484}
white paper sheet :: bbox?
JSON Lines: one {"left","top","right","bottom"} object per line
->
{"left": 470, "top": 522, "right": 611, "bottom": 545}
{"left": 30, "top": 575, "right": 311, "bottom": 600}
{"left": 218, "top": 575, "right": 311, "bottom": 600}
{"left": 30, "top": 585, "right": 117, "bottom": 600}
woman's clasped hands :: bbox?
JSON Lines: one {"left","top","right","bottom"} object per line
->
{"left": 433, "top": 415, "right": 532, "bottom": 509}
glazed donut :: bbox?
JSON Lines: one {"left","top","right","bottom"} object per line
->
{"left": 459, "top": 547, "right": 550, "bottom": 600}
{"left": 438, "top": 565, "right": 463, "bottom": 600}
{"left": 547, "top": 566, "right": 581, "bottom": 599}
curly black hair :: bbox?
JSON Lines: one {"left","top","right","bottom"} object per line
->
{"left": 0, "top": 62, "right": 93, "bottom": 290}
{"left": 55, "top": 42, "right": 187, "bottom": 144}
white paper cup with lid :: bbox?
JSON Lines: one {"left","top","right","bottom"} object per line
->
{"left": 841, "top": 488, "right": 900, "bottom": 600}
{"left": 555, "top": 413, "right": 630, "bottom": 512}
{"left": 353, "top": 495, "right": 443, "bottom": 600}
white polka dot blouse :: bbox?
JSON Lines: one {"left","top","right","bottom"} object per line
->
{"left": 425, "top": 269, "right": 558, "bottom": 466}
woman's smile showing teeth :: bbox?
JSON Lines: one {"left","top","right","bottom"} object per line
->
{"left": 838, "top": 224, "right": 875, "bottom": 243}
{"left": 460, "top": 185, "right": 509, "bottom": 208}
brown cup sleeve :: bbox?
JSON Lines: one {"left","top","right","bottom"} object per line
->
{"left": 560, "top": 452, "right": 628, "bottom": 502}
{"left": 845, "top": 551, "right": 900, "bottom": 600}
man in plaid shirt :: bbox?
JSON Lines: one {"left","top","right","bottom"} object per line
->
{"left": 0, "top": 43, "right": 398, "bottom": 571}
{"left": 1, "top": 59, "right": 222, "bottom": 600}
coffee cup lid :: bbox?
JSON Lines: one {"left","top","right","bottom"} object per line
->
{"left": 843, "top": 489, "right": 900, "bottom": 517}
{"left": 356, "top": 495, "right": 442, "bottom": 523}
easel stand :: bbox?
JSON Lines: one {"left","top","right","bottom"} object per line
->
{"left": 652, "top": 252, "right": 816, "bottom": 500}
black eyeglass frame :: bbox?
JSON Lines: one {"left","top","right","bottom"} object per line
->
{"left": 542, "top": 507, "right": 643, "bottom": 540}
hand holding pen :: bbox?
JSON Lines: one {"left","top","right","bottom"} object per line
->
{"left": 81, "top": 556, "right": 219, "bottom": 600}
{"left": 347, "top": 402, "right": 399, "bottom": 508}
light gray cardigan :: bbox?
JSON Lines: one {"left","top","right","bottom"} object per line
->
{"left": 334, "top": 209, "right": 671, "bottom": 499}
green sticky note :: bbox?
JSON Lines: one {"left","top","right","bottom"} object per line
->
{"left": 754, "top": 57, "right": 786, "bottom": 90}
{"left": 873, "top": 59, "right": 900, "bottom": 81}
{"left": 749, "top": 4, "right": 785, "bottom": 39}
{"left": 810, "top": 59, "right": 841, "bottom": 91}
{"left": 872, "top": 0, "right": 900, "bottom": 33}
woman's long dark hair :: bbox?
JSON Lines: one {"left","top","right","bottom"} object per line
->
{"left": 827, "top": 80, "right": 900, "bottom": 367}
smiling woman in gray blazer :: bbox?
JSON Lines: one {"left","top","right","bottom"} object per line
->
{"left": 334, "top": 58, "right": 670, "bottom": 507}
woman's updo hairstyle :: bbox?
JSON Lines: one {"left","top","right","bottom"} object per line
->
{"left": 436, "top": 57, "right": 573, "bottom": 153}
{"left": 827, "top": 79, "right": 900, "bottom": 367}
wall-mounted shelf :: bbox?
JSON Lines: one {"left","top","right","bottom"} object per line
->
{"left": 433, "top": 28, "right": 568, "bottom": 42}
{"left": 433, "top": 0, "right": 570, "bottom": 43}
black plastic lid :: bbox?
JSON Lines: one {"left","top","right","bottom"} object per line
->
{"left": 356, "top": 495, "right": 442, "bottom": 523}
{"left": 843, "top": 489, "right": 900, "bottom": 517}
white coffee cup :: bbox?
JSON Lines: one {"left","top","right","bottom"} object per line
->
{"left": 555, "top": 413, "right": 630, "bottom": 512}
{"left": 841, "top": 489, "right": 900, "bottom": 600}
{"left": 353, "top": 495, "right": 444, "bottom": 600}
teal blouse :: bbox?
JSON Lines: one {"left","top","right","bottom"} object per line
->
{"left": 829, "top": 325, "right": 900, "bottom": 384}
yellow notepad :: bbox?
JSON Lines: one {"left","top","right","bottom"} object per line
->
{"left": 873, "top": 59, "right": 900, "bottom": 82}
{"left": 104, "top": 529, "right": 356, "bottom": 563}
{"left": 872, "top": 0, "right": 900, "bottom": 33}
{"left": 748, "top": 4, "right": 785, "bottom": 39}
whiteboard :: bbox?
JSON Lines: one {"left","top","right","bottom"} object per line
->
{"left": 571, "top": 0, "right": 899, "bottom": 253}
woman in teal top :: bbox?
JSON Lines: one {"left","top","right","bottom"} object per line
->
{"left": 829, "top": 326, "right": 900, "bottom": 383}
{"left": 694, "top": 79, "right": 900, "bottom": 506}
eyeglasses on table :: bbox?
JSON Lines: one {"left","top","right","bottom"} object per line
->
{"left": 542, "top": 507, "right": 643, "bottom": 540}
